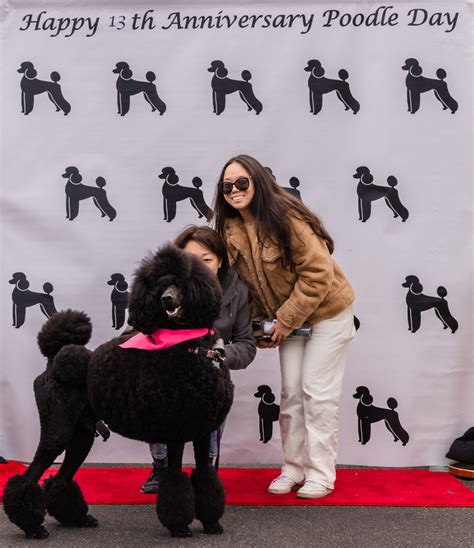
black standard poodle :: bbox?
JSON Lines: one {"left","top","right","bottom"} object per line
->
{"left": 3, "top": 245, "right": 234, "bottom": 539}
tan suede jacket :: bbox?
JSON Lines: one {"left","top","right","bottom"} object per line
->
{"left": 224, "top": 215, "right": 355, "bottom": 329}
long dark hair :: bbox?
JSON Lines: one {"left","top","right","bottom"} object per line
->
{"left": 173, "top": 225, "right": 229, "bottom": 282}
{"left": 214, "top": 154, "right": 334, "bottom": 267}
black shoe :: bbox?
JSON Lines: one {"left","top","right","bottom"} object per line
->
{"left": 141, "top": 466, "right": 162, "bottom": 494}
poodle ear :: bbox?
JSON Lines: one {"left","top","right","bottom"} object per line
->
{"left": 70, "top": 172, "right": 82, "bottom": 183}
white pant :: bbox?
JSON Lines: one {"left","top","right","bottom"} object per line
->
{"left": 278, "top": 305, "right": 356, "bottom": 489}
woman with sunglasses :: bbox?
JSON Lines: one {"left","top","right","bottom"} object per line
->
{"left": 214, "top": 154, "right": 356, "bottom": 499}
{"left": 141, "top": 225, "right": 256, "bottom": 494}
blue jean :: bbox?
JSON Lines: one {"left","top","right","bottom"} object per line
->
{"left": 149, "top": 422, "right": 225, "bottom": 467}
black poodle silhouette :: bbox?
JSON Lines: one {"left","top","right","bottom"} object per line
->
{"left": 62, "top": 167, "right": 116, "bottom": 221}
{"left": 305, "top": 60, "right": 360, "bottom": 115}
{"left": 3, "top": 245, "right": 233, "bottom": 540}
{"left": 353, "top": 386, "right": 409, "bottom": 445}
{"left": 9, "top": 272, "right": 57, "bottom": 328}
{"left": 402, "top": 58, "right": 458, "bottom": 114}
{"left": 17, "top": 62, "right": 71, "bottom": 115}
{"left": 264, "top": 168, "right": 303, "bottom": 202}
{"left": 113, "top": 62, "right": 166, "bottom": 116}
{"left": 353, "top": 167, "right": 409, "bottom": 222}
{"left": 160, "top": 167, "right": 213, "bottom": 222}
{"left": 254, "top": 385, "right": 280, "bottom": 443}
{"left": 402, "top": 275, "right": 458, "bottom": 333}
{"left": 107, "top": 273, "right": 129, "bottom": 330}
{"left": 207, "top": 60, "right": 263, "bottom": 115}
{"left": 282, "top": 177, "right": 303, "bottom": 201}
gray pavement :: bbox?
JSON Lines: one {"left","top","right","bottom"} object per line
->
{"left": 1, "top": 504, "right": 474, "bottom": 547}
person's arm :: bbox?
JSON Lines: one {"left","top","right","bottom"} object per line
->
{"left": 276, "top": 216, "right": 334, "bottom": 330}
{"left": 224, "top": 284, "right": 257, "bottom": 370}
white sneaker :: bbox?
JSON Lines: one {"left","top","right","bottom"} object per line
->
{"left": 296, "top": 481, "right": 334, "bottom": 499}
{"left": 267, "top": 475, "right": 302, "bottom": 494}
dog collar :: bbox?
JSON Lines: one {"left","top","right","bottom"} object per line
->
{"left": 119, "top": 328, "right": 214, "bottom": 351}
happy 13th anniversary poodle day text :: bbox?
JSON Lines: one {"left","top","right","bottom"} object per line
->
{"left": 18, "top": 7, "right": 460, "bottom": 38}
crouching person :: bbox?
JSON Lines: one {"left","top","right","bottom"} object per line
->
{"left": 141, "top": 225, "right": 256, "bottom": 493}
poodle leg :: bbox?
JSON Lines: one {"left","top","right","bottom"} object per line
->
{"left": 411, "top": 309, "right": 421, "bottom": 333}
{"left": 259, "top": 417, "right": 264, "bottom": 441}
{"left": 358, "top": 197, "right": 363, "bottom": 220}
{"left": 336, "top": 84, "right": 360, "bottom": 114}
{"left": 435, "top": 303, "right": 458, "bottom": 333}
{"left": 215, "top": 92, "right": 226, "bottom": 115}
{"left": 52, "top": 86, "right": 71, "bottom": 115}
{"left": 156, "top": 441, "right": 194, "bottom": 537}
{"left": 386, "top": 192, "right": 409, "bottom": 221}
{"left": 3, "top": 439, "right": 67, "bottom": 539}
{"left": 119, "top": 93, "right": 130, "bottom": 116}
{"left": 189, "top": 190, "right": 212, "bottom": 219}
{"left": 360, "top": 420, "right": 371, "bottom": 444}
{"left": 312, "top": 93, "right": 323, "bottom": 115}
{"left": 92, "top": 197, "right": 106, "bottom": 217}
{"left": 68, "top": 199, "right": 79, "bottom": 221}
{"left": 409, "top": 90, "right": 420, "bottom": 113}
{"left": 166, "top": 200, "right": 177, "bottom": 222}
{"left": 41, "top": 296, "right": 57, "bottom": 318}
{"left": 309, "top": 90, "right": 315, "bottom": 113}
{"left": 361, "top": 199, "right": 371, "bottom": 222}
{"left": 239, "top": 86, "right": 263, "bottom": 114}
{"left": 94, "top": 191, "right": 116, "bottom": 221}
{"left": 13, "top": 304, "right": 25, "bottom": 328}
{"left": 24, "top": 92, "right": 34, "bottom": 115}
{"left": 263, "top": 421, "right": 273, "bottom": 444}
{"left": 383, "top": 419, "right": 400, "bottom": 441}
{"left": 406, "top": 88, "right": 412, "bottom": 112}
{"left": 47, "top": 91, "right": 61, "bottom": 111}
{"left": 144, "top": 89, "right": 166, "bottom": 115}
{"left": 115, "top": 306, "right": 125, "bottom": 330}
{"left": 191, "top": 435, "right": 225, "bottom": 535}
{"left": 434, "top": 84, "right": 458, "bottom": 113}
{"left": 239, "top": 90, "right": 252, "bottom": 111}
{"left": 385, "top": 416, "right": 409, "bottom": 446}
{"left": 43, "top": 425, "right": 98, "bottom": 528}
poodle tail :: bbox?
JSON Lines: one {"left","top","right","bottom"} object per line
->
{"left": 50, "top": 71, "right": 61, "bottom": 83}
{"left": 146, "top": 71, "right": 156, "bottom": 83}
{"left": 241, "top": 70, "right": 252, "bottom": 82}
{"left": 387, "top": 397, "right": 398, "bottom": 410}
{"left": 437, "top": 286, "right": 448, "bottom": 299}
{"left": 338, "top": 69, "right": 349, "bottom": 81}
{"left": 436, "top": 68, "right": 447, "bottom": 81}
{"left": 37, "top": 310, "right": 92, "bottom": 359}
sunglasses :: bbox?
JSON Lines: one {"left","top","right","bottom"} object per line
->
{"left": 218, "top": 176, "right": 251, "bottom": 195}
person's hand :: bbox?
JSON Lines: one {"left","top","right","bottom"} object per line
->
{"left": 268, "top": 320, "right": 293, "bottom": 347}
{"left": 256, "top": 338, "right": 273, "bottom": 349}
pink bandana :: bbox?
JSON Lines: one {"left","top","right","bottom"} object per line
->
{"left": 119, "top": 328, "right": 214, "bottom": 351}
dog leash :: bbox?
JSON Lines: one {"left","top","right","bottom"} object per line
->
{"left": 187, "top": 346, "right": 225, "bottom": 369}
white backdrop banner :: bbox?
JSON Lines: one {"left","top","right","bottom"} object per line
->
{"left": 0, "top": 0, "right": 472, "bottom": 465}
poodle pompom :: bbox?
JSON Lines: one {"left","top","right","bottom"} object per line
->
{"left": 44, "top": 477, "right": 96, "bottom": 526}
{"left": 3, "top": 475, "right": 47, "bottom": 537}
{"left": 37, "top": 310, "right": 91, "bottom": 359}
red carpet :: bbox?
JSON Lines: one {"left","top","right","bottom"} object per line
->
{"left": 1, "top": 462, "right": 473, "bottom": 507}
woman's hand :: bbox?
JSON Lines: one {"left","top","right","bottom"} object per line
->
{"left": 256, "top": 339, "right": 274, "bottom": 349}
{"left": 268, "top": 320, "right": 293, "bottom": 347}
